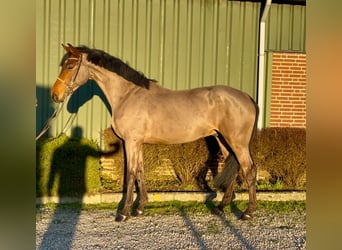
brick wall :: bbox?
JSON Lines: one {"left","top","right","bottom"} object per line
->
{"left": 270, "top": 52, "right": 306, "bottom": 128}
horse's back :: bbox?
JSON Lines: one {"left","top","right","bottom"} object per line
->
{"left": 210, "top": 85, "right": 254, "bottom": 102}
{"left": 203, "top": 85, "right": 256, "bottom": 114}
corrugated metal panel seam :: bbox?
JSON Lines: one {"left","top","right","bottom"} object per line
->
{"left": 36, "top": 0, "right": 306, "bottom": 142}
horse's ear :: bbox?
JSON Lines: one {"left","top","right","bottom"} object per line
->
{"left": 62, "top": 43, "right": 80, "bottom": 56}
{"left": 62, "top": 43, "right": 69, "bottom": 51}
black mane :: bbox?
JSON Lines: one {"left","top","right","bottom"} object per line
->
{"left": 61, "top": 46, "right": 153, "bottom": 89}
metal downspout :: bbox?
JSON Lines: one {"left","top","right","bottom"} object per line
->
{"left": 257, "top": 0, "right": 272, "bottom": 129}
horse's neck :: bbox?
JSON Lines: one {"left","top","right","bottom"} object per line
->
{"left": 88, "top": 63, "right": 138, "bottom": 108}
{"left": 87, "top": 61, "right": 173, "bottom": 109}
{"left": 148, "top": 81, "right": 172, "bottom": 93}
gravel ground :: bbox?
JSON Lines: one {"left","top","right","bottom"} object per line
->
{"left": 36, "top": 205, "right": 306, "bottom": 249}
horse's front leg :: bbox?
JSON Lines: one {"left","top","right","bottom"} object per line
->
{"left": 132, "top": 166, "right": 148, "bottom": 217}
{"left": 115, "top": 140, "right": 142, "bottom": 222}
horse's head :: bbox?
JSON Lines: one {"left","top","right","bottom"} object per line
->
{"left": 51, "top": 43, "right": 90, "bottom": 103}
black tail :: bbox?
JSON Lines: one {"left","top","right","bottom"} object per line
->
{"left": 213, "top": 153, "right": 239, "bottom": 190}
{"left": 214, "top": 97, "right": 259, "bottom": 190}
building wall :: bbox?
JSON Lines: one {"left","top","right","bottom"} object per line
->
{"left": 270, "top": 52, "right": 306, "bottom": 128}
{"left": 36, "top": 0, "right": 262, "bottom": 144}
{"left": 36, "top": 0, "right": 306, "bottom": 143}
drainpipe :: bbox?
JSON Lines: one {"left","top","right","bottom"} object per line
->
{"left": 257, "top": 0, "right": 272, "bottom": 129}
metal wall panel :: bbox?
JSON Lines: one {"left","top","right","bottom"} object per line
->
{"left": 36, "top": 0, "right": 305, "bottom": 144}
{"left": 266, "top": 3, "right": 306, "bottom": 52}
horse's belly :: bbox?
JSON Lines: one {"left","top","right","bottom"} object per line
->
{"left": 143, "top": 122, "right": 215, "bottom": 144}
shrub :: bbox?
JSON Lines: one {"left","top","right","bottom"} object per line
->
{"left": 251, "top": 128, "right": 306, "bottom": 190}
{"left": 36, "top": 133, "right": 101, "bottom": 197}
{"left": 99, "top": 128, "right": 125, "bottom": 191}
{"left": 144, "top": 140, "right": 209, "bottom": 188}
{"left": 36, "top": 127, "right": 306, "bottom": 197}
{"left": 101, "top": 128, "right": 210, "bottom": 191}
{"left": 102, "top": 127, "right": 306, "bottom": 191}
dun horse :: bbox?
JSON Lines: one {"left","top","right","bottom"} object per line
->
{"left": 51, "top": 44, "right": 259, "bottom": 222}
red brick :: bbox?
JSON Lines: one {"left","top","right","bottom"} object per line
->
{"left": 280, "top": 84, "right": 293, "bottom": 93}
{"left": 282, "top": 104, "right": 294, "bottom": 108}
{"left": 281, "top": 61, "right": 296, "bottom": 65}
{"left": 278, "top": 66, "right": 291, "bottom": 70}
{"left": 287, "top": 54, "right": 301, "bottom": 59}
{"left": 272, "top": 82, "right": 282, "bottom": 87}
{"left": 277, "top": 97, "right": 290, "bottom": 101}
{"left": 292, "top": 108, "right": 305, "bottom": 112}
{"left": 273, "top": 54, "right": 282, "bottom": 59}
{"left": 290, "top": 74, "right": 302, "bottom": 78}
{"left": 270, "top": 52, "right": 306, "bottom": 128}
{"left": 292, "top": 85, "right": 305, "bottom": 89}
{"left": 292, "top": 105, "right": 306, "bottom": 110}
{"left": 289, "top": 97, "right": 301, "bottom": 101}
{"left": 280, "top": 123, "right": 291, "bottom": 127}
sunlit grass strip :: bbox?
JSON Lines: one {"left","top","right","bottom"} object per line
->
{"left": 37, "top": 200, "right": 305, "bottom": 216}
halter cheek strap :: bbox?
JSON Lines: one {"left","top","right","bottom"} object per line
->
{"left": 55, "top": 55, "right": 83, "bottom": 97}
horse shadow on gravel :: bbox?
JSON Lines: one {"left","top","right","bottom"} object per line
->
{"left": 203, "top": 194, "right": 254, "bottom": 249}
{"left": 218, "top": 214, "right": 255, "bottom": 249}
{"left": 179, "top": 207, "right": 209, "bottom": 249}
{"left": 177, "top": 203, "right": 254, "bottom": 250}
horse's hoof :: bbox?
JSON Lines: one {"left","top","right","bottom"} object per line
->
{"left": 115, "top": 213, "right": 129, "bottom": 222}
{"left": 205, "top": 192, "right": 217, "bottom": 202}
{"left": 131, "top": 209, "right": 144, "bottom": 217}
{"left": 240, "top": 213, "right": 253, "bottom": 220}
{"left": 212, "top": 207, "right": 225, "bottom": 217}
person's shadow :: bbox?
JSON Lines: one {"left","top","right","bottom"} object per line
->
{"left": 38, "top": 126, "right": 98, "bottom": 250}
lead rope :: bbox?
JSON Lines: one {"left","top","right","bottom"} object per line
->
{"left": 35, "top": 101, "right": 65, "bottom": 141}
{"left": 36, "top": 55, "right": 82, "bottom": 141}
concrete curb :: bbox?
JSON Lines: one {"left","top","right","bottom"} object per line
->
{"left": 36, "top": 191, "right": 306, "bottom": 204}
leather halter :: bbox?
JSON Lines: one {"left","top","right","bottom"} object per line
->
{"left": 56, "top": 55, "right": 83, "bottom": 97}
{"left": 36, "top": 56, "right": 83, "bottom": 140}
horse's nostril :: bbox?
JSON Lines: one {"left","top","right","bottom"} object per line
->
{"left": 52, "top": 93, "right": 59, "bottom": 103}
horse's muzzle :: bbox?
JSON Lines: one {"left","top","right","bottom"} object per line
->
{"left": 52, "top": 93, "right": 63, "bottom": 103}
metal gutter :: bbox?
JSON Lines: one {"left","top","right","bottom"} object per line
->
{"left": 257, "top": 0, "right": 272, "bottom": 129}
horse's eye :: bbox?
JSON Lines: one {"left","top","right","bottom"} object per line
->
{"left": 66, "top": 63, "right": 75, "bottom": 70}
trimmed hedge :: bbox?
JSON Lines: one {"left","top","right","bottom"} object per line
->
{"left": 251, "top": 128, "right": 306, "bottom": 190}
{"left": 36, "top": 134, "right": 101, "bottom": 197}
{"left": 36, "top": 128, "right": 306, "bottom": 197}
{"left": 100, "top": 128, "right": 210, "bottom": 191}
{"left": 100, "top": 127, "right": 306, "bottom": 191}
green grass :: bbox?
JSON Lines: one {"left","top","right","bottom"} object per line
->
{"left": 256, "top": 180, "right": 285, "bottom": 191}
{"left": 36, "top": 200, "right": 305, "bottom": 216}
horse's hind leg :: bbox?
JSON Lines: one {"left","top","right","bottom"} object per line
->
{"left": 232, "top": 146, "right": 257, "bottom": 220}
{"left": 214, "top": 174, "right": 237, "bottom": 216}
